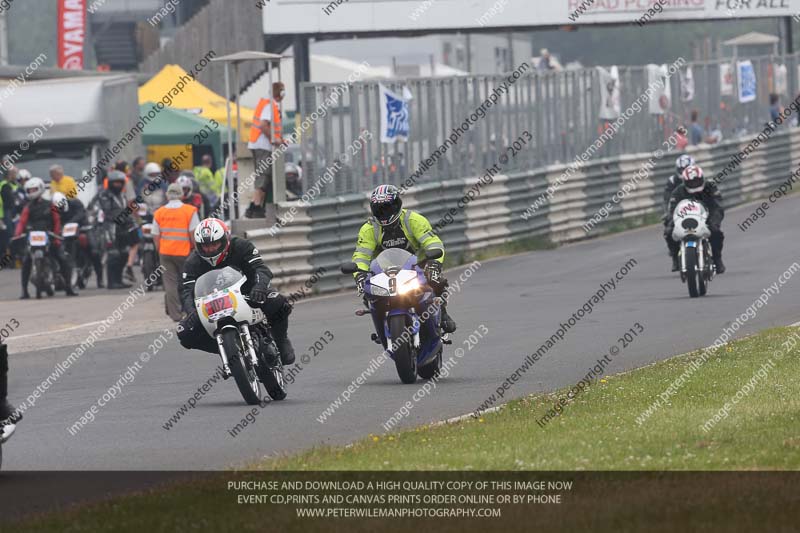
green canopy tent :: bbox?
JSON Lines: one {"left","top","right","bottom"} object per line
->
{"left": 139, "top": 102, "right": 231, "bottom": 170}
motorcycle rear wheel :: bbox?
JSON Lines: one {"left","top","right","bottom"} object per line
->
{"left": 220, "top": 328, "right": 262, "bottom": 405}
{"left": 390, "top": 315, "right": 417, "bottom": 384}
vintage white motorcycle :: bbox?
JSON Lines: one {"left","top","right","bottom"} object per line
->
{"left": 672, "top": 199, "right": 716, "bottom": 298}
{"left": 193, "top": 266, "right": 287, "bottom": 405}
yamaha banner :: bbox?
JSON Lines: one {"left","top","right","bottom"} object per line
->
{"left": 57, "top": 0, "right": 86, "bottom": 70}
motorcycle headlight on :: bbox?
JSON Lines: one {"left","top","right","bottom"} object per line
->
{"left": 397, "top": 277, "right": 421, "bottom": 295}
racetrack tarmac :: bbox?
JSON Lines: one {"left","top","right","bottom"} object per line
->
{"left": 3, "top": 196, "right": 800, "bottom": 471}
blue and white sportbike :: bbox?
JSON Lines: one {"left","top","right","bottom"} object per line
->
{"left": 343, "top": 248, "right": 447, "bottom": 384}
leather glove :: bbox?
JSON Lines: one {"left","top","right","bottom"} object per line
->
{"left": 249, "top": 272, "right": 271, "bottom": 304}
{"left": 250, "top": 283, "right": 269, "bottom": 304}
{"left": 424, "top": 261, "right": 442, "bottom": 284}
{"left": 355, "top": 271, "right": 368, "bottom": 296}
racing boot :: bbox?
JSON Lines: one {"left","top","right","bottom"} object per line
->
{"left": 0, "top": 344, "right": 21, "bottom": 424}
{"left": 714, "top": 254, "right": 726, "bottom": 275}
{"left": 711, "top": 232, "right": 725, "bottom": 275}
{"left": 440, "top": 303, "right": 457, "bottom": 334}
{"left": 270, "top": 317, "right": 296, "bottom": 365}
{"left": 671, "top": 254, "right": 680, "bottom": 272}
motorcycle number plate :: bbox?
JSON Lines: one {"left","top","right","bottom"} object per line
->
{"left": 29, "top": 231, "right": 48, "bottom": 246}
{"left": 63, "top": 223, "right": 79, "bottom": 238}
{"left": 205, "top": 294, "right": 235, "bottom": 320}
{"left": 686, "top": 241, "right": 697, "bottom": 248}
{"left": 141, "top": 224, "right": 153, "bottom": 236}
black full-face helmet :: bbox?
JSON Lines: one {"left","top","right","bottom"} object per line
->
{"left": 370, "top": 184, "right": 402, "bottom": 226}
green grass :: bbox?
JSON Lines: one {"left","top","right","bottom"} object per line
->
{"left": 12, "top": 327, "right": 800, "bottom": 532}
{"left": 444, "top": 236, "right": 556, "bottom": 269}
{"left": 255, "top": 326, "right": 800, "bottom": 470}
{"left": 603, "top": 212, "right": 663, "bottom": 236}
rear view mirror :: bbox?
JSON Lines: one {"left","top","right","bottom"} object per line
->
{"left": 341, "top": 262, "right": 359, "bottom": 275}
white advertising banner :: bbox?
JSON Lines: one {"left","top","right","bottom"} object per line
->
{"left": 262, "top": 0, "right": 800, "bottom": 35}
{"left": 720, "top": 63, "right": 735, "bottom": 96}
{"left": 646, "top": 64, "right": 672, "bottom": 115}
{"left": 598, "top": 66, "right": 621, "bottom": 120}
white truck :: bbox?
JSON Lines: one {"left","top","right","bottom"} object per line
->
{"left": 0, "top": 74, "right": 142, "bottom": 205}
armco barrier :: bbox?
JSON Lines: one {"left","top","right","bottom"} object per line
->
{"left": 241, "top": 126, "right": 800, "bottom": 295}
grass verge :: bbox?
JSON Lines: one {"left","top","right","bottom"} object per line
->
{"left": 444, "top": 236, "right": 556, "bottom": 269}
{"left": 11, "top": 327, "right": 800, "bottom": 532}
{"left": 256, "top": 325, "right": 800, "bottom": 470}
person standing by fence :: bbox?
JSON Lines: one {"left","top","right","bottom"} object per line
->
{"left": 245, "top": 82, "right": 284, "bottom": 218}
{"left": 153, "top": 183, "right": 199, "bottom": 321}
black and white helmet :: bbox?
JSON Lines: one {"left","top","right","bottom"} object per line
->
{"left": 681, "top": 164, "right": 705, "bottom": 194}
{"left": 370, "top": 184, "right": 402, "bottom": 226}
{"left": 675, "top": 154, "right": 695, "bottom": 175}
{"left": 193, "top": 218, "right": 231, "bottom": 267}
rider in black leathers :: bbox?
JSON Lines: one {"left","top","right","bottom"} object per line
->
{"left": 92, "top": 171, "right": 139, "bottom": 289}
{"left": 14, "top": 178, "right": 77, "bottom": 298}
{"left": 0, "top": 342, "right": 22, "bottom": 424}
{"left": 177, "top": 218, "right": 296, "bottom": 365}
{"left": 52, "top": 192, "right": 104, "bottom": 289}
{"left": 663, "top": 154, "right": 695, "bottom": 213}
{"left": 665, "top": 165, "right": 726, "bottom": 274}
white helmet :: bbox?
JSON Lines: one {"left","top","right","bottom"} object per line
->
{"left": 193, "top": 218, "right": 231, "bottom": 267}
{"left": 144, "top": 162, "right": 161, "bottom": 178}
{"left": 24, "top": 177, "right": 45, "bottom": 200}
{"left": 176, "top": 175, "right": 194, "bottom": 199}
{"left": 18, "top": 169, "right": 31, "bottom": 181}
{"left": 51, "top": 191, "right": 69, "bottom": 212}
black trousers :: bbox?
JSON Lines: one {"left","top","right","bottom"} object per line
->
{"left": 178, "top": 288, "right": 292, "bottom": 354}
{"left": 0, "top": 343, "right": 7, "bottom": 401}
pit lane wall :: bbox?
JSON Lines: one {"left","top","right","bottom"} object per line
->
{"left": 241, "top": 126, "right": 800, "bottom": 295}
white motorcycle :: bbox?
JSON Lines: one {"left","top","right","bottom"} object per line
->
{"left": 0, "top": 420, "right": 15, "bottom": 469}
{"left": 672, "top": 199, "right": 715, "bottom": 298}
{"left": 194, "top": 266, "right": 287, "bottom": 405}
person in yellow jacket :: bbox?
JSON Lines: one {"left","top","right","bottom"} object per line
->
{"left": 49, "top": 165, "right": 78, "bottom": 199}
{"left": 193, "top": 154, "right": 222, "bottom": 205}
{"left": 351, "top": 184, "right": 456, "bottom": 333}
{"left": 153, "top": 183, "right": 200, "bottom": 321}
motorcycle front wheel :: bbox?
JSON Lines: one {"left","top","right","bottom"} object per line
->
{"left": 389, "top": 315, "right": 417, "bottom": 384}
{"left": 417, "top": 346, "right": 442, "bottom": 380}
{"left": 685, "top": 246, "right": 703, "bottom": 298}
{"left": 220, "top": 328, "right": 262, "bottom": 405}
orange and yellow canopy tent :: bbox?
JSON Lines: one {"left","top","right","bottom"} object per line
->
{"left": 139, "top": 64, "right": 254, "bottom": 143}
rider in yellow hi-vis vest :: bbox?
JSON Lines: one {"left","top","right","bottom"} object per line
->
{"left": 351, "top": 184, "right": 457, "bottom": 334}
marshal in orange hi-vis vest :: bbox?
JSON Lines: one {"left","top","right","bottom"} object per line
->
{"left": 249, "top": 98, "right": 282, "bottom": 144}
{"left": 154, "top": 203, "right": 197, "bottom": 256}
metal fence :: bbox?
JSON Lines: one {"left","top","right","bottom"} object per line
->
{"left": 299, "top": 52, "right": 800, "bottom": 198}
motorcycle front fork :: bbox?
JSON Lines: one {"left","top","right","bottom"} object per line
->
{"left": 681, "top": 241, "right": 705, "bottom": 272}
{"left": 215, "top": 333, "right": 232, "bottom": 378}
